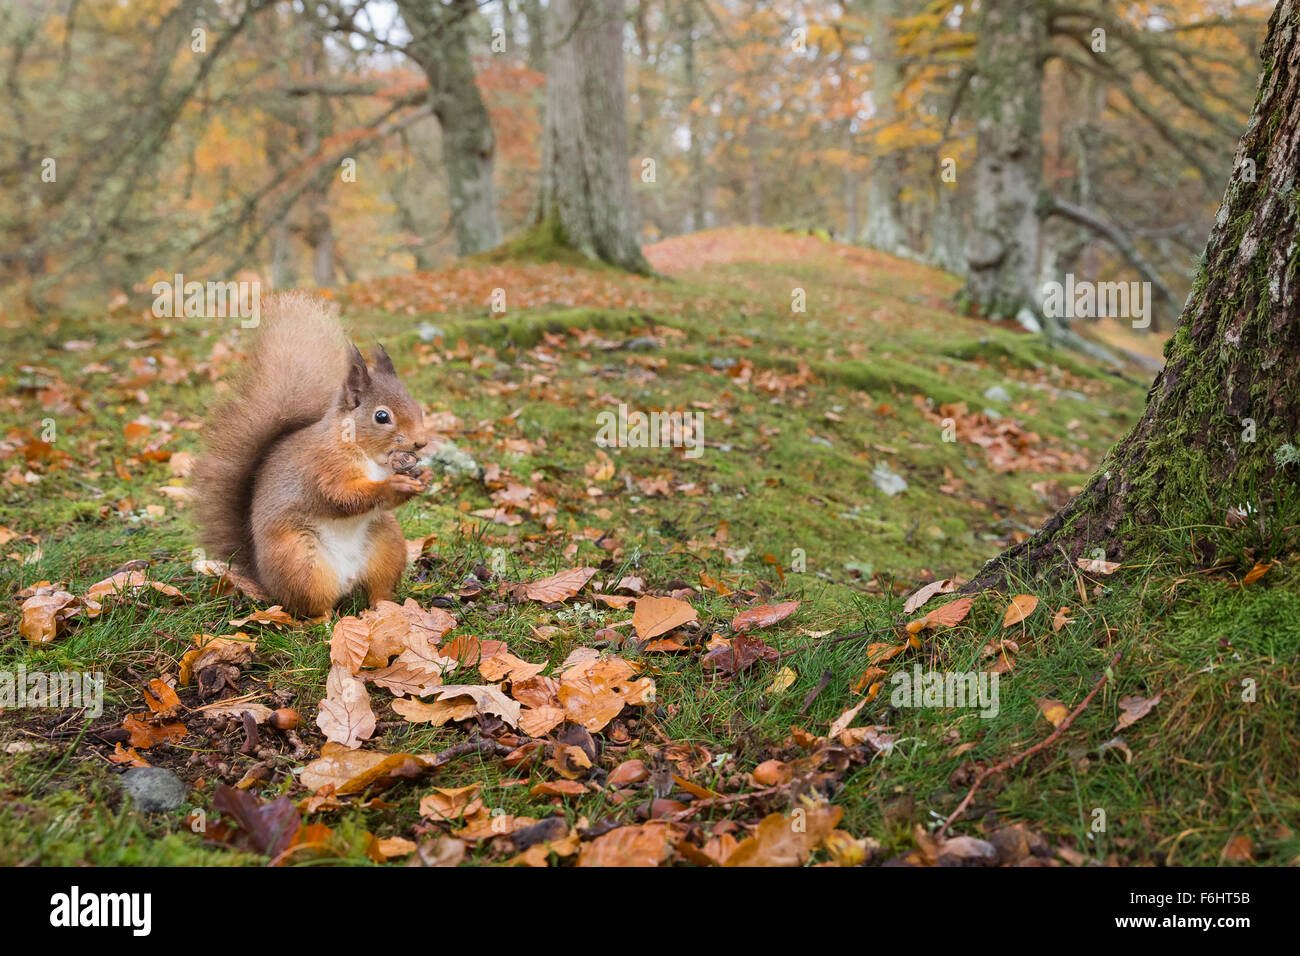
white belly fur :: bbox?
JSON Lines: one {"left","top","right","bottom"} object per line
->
{"left": 317, "top": 510, "right": 379, "bottom": 591}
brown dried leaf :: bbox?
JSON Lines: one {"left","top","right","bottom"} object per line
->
{"left": 315, "top": 665, "right": 377, "bottom": 749}
{"left": 524, "top": 566, "right": 597, "bottom": 602}
{"left": 722, "top": 804, "right": 843, "bottom": 867}
{"left": 1115, "top": 693, "right": 1161, "bottom": 731}
{"left": 1076, "top": 557, "right": 1121, "bottom": 575}
{"left": 426, "top": 684, "right": 521, "bottom": 728}
{"left": 903, "top": 578, "right": 956, "bottom": 614}
{"left": 731, "top": 600, "right": 801, "bottom": 633}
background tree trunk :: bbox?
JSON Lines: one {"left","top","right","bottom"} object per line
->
{"left": 859, "top": 0, "right": 907, "bottom": 254}
{"left": 682, "top": 0, "right": 707, "bottom": 232}
{"left": 539, "top": 0, "right": 649, "bottom": 273}
{"left": 963, "top": 0, "right": 1044, "bottom": 321}
{"left": 974, "top": 0, "right": 1300, "bottom": 585}
{"left": 927, "top": 179, "right": 965, "bottom": 274}
{"left": 523, "top": 0, "right": 546, "bottom": 72}
{"left": 398, "top": 0, "right": 504, "bottom": 256}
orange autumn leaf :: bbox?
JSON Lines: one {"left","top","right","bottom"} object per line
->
{"left": 632, "top": 595, "right": 697, "bottom": 640}
{"left": 143, "top": 678, "right": 181, "bottom": 717}
{"left": 1036, "top": 698, "right": 1068, "bottom": 728}
{"left": 907, "top": 596, "right": 974, "bottom": 633}
{"left": 577, "top": 822, "right": 684, "bottom": 867}
{"left": 122, "top": 714, "right": 187, "bottom": 749}
{"left": 722, "top": 804, "right": 843, "bottom": 867}
{"left": 1243, "top": 561, "right": 1271, "bottom": 585}
{"left": 1001, "top": 594, "right": 1039, "bottom": 627}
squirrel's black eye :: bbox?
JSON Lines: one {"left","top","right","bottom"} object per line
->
{"left": 374, "top": 409, "right": 391, "bottom": 425}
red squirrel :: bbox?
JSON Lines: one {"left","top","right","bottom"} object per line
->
{"left": 192, "top": 293, "right": 430, "bottom": 617}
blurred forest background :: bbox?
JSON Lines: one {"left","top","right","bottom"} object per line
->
{"left": 0, "top": 0, "right": 1273, "bottom": 339}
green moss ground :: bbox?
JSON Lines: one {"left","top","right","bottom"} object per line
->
{"left": 0, "top": 230, "right": 1292, "bottom": 865}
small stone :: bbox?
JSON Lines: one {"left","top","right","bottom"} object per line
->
{"left": 936, "top": 835, "right": 998, "bottom": 867}
{"left": 982, "top": 384, "right": 1012, "bottom": 403}
{"left": 623, "top": 337, "right": 660, "bottom": 351}
{"left": 871, "top": 462, "right": 908, "bottom": 496}
{"left": 989, "top": 826, "right": 1030, "bottom": 865}
{"left": 120, "top": 767, "right": 185, "bottom": 812}
{"left": 710, "top": 356, "right": 738, "bottom": 370}
{"left": 416, "top": 322, "right": 445, "bottom": 343}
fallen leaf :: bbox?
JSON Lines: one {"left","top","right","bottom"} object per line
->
{"left": 427, "top": 683, "right": 521, "bottom": 728}
{"left": 122, "top": 713, "right": 187, "bottom": 749}
{"left": 179, "top": 633, "right": 256, "bottom": 686}
{"left": 1221, "top": 835, "right": 1254, "bottom": 862}
{"left": 316, "top": 665, "right": 377, "bottom": 748}
{"left": 1243, "top": 561, "right": 1271, "bottom": 585}
{"left": 1115, "top": 693, "right": 1161, "bottom": 730}
{"left": 765, "top": 666, "right": 797, "bottom": 695}
{"left": 213, "top": 785, "right": 301, "bottom": 858}
{"left": 608, "top": 759, "right": 649, "bottom": 786}
{"left": 576, "top": 822, "right": 684, "bottom": 867}
{"left": 524, "top": 566, "right": 597, "bottom": 602}
{"left": 419, "top": 784, "right": 483, "bottom": 821}
{"left": 85, "top": 569, "right": 184, "bottom": 603}
{"left": 632, "top": 595, "right": 697, "bottom": 640}
{"left": 1036, "top": 698, "right": 1068, "bottom": 728}
{"left": 329, "top": 617, "right": 372, "bottom": 675}
{"left": 702, "top": 633, "right": 779, "bottom": 675}
{"left": 829, "top": 698, "right": 868, "bottom": 737}
{"left": 731, "top": 600, "right": 800, "bottom": 632}
{"left": 530, "top": 780, "right": 588, "bottom": 797}
{"left": 903, "top": 578, "right": 956, "bottom": 614}
{"left": 723, "top": 803, "right": 843, "bottom": 867}
{"left": 1001, "top": 594, "right": 1039, "bottom": 627}
{"left": 375, "top": 836, "right": 418, "bottom": 859}
{"left": 18, "top": 591, "right": 79, "bottom": 644}
{"left": 907, "top": 596, "right": 974, "bottom": 633}
{"left": 557, "top": 656, "right": 655, "bottom": 732}
{"left": 1076, "top": 557, "right": 1121, "bottom": 575}
{"left": 143, "top": 679, "right": 181, "bottom": 717}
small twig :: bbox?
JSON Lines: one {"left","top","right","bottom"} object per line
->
{"left": 798, "top": 669, "right": 833, "bottom": 716}
{"left": 428, "top": 738, "right": 513, "bottom": 767}
{"left": 936, "top": 649, "right": 1122, "bottom": 837}
{"left": 665, "top": 775, "right": 812, "bottom": 822}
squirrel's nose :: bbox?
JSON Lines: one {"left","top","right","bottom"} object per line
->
{"left": 413, "top": 436, "right": 428, "bottom": 451}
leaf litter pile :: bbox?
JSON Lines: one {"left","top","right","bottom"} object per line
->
{"left": 9, "top": 535, "right": 1187, "bottom": 868}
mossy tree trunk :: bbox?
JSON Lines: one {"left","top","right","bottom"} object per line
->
{"left": 977, "top": 0, "right": 1300, "bottom": 584}
{"left": 963, "top": 0, "right": 1045, "bottom": 321}
{"left": 539, "top": 0, "right": 650, "bottom": 273}
{"left": 398, "top": 0, "right": 504, "bottom": 257}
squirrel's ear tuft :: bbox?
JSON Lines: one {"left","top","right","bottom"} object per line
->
{"left": 370, "top": 343, "right": 396, "bottom": 377}
{"left": 341, "top": 344, "right": 370, "bottom": 409}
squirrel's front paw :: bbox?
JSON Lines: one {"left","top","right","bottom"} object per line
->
{"left": 385, "top": 472, "right": 425, "bottom": 503}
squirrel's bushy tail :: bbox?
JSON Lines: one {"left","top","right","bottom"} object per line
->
{"left": 192, "top": 293, "right": 348, "bottom": 569}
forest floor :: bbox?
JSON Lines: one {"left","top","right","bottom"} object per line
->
{"left": 0, "top": 227, "right": 1294, "bottom": 866}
